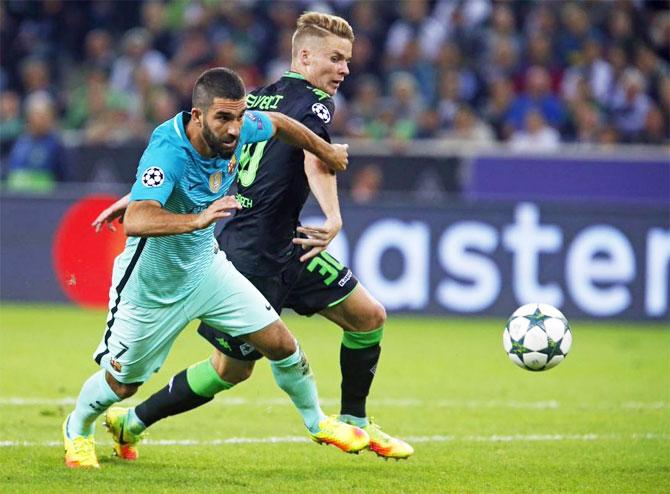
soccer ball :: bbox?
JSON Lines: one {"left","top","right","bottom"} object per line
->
{"left": 503, "top": 303, "right": 572, "bottom": 371}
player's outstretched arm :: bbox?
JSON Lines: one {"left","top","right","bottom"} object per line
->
{"left": 266, "top": 111, "right": 348, "bottom": 172}
{"left": 293, "top": 151, "right": 343, "bottom": 262}
{"left": 124, "top": 196, "right": 241, "bottom": 237}
{"left": 92, "top": 193, "right": 131, "bottom": 232}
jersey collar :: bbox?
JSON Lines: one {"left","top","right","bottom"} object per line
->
{"left": 283, "top": 71, "right": 306, "bottom": 80}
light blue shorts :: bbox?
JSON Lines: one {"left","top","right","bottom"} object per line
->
{"left": 93, "top": 251, "right": 279, "bottom": 383}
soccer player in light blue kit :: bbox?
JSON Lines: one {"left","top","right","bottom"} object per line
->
{"left": 63, "top": 67, "right": 368, "bottom": 468}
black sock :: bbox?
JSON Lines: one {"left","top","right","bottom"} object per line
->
{"left": 135, "top": 369, "right": 212, "bottom": 427}
{"left": 339, "top": 344, "right": 381, "bottom": 418}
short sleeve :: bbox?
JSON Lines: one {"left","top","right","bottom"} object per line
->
{"left": 300, "top": 99, "right": 335, "bottom": 143}
{"left": 240, "top": 110, "right": 274, "bottom": 145}
{"left": 129, "top": 138, "right": 183, "bottom": 205}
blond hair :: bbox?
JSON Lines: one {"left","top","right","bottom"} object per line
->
{"left": 291, "top": 12, "right": 355, "bottom": 58}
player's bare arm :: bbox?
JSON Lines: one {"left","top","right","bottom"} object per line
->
{"left": 293, "top": 151, "right": 343, "bottom": 262}
{"left": 124, "top": 196, "right": 241, "bottom": 237}
{"left": 92, "top": 193, "right": 131, "bottom": 232}
{"left": 266, "top": 111, "right": 348, "bottom": 172}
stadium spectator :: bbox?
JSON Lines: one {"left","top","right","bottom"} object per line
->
{"left": 641, "top": 105, "right": 669, "bottom": 144}
{"left": 140, "top": 0, "right": 176, "bottom": 59}
{"left": 19, "top": 57, "right": 60, "bottom": 110}
{"left": 0, "top": 0, "right": 667, "bottom": 150}
{"left": 264, "top": 28, "right": 293, "bottom": 85}
{"left": 609, "top": 68, "right": 652, "bottom": 141}
{"left": 346, "top": 74, "right": 383, "bottom": 138}
{"left": 211, "top": 38, "right": 263, "bottom": 90}
{"left": 508, "top": 65, "right": 566, "bottom": 131}
{"left": 436, "top": 70, "right": 466, "bottom": 131}
{"left": 385, "top": 71, "right": 424, "bottom": 137}
{"left": 445, "top": 105, "right": 495, "bottom": 145}
{"left": 64, "top": 68, "right": 133, "bottom": 136}
{"left": 5, "top": 92, "right": 67, "bottom": 192}
{"left": 571, "top": 104, "right": 604, "bottom": 145}
{"left": 480, "top": 37, "right": 519, "bottom": 89}
{"left": 561, "top": 38, "right": 613, "bottom": 106}
{"left": 0, "top": 90, "right": 23, "bottom": 161}
{"left": 385, "top": 0, "right": 446, "bottom": 63}
{"left": 351, "top": 163, "right": 383, "bottom": 204}
{"left": 509, "top": 109, "right": 561, "bottom": 151}
{"left": 436, "top": 42, "right": 479, "bottom": 104}
{"left": 110, "top": 27, "right": 168, "bottom": 94}
{"left": 649, "top": 10, "right": 670, "bottom": 61}
{"left": 145, "top": 87, "right": 179, "bottom": 127}
{"left": 557, "top": 3, "right": 601, "bottom": 66}
{"left": 170, "top": 28, "right": 212, "bottom": 72}
{"left": 518, "top": 34, "right": 561, "bottom": 94}
{"left": 482, "top": 77, "right": 515, "bottom": 141}
{"left": 385, "top": 38, "right": 436, "bottom": 104}
{"left": 658, "top": 75, "right": 670, "bottom": 127}
{"left": 82, "top": 29, "right": 116, "bottom": 74}
{"left": 635, "top": 44, "right": 669, "bottom": 104}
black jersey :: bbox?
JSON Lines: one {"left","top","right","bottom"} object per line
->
{"left": 219, "top": 72, "right": 335, "bottom": 276}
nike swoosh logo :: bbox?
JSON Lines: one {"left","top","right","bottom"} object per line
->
{"left": 265, "top": 304, "right": 272, "bottom": 311}
{"left": 188, "top": 183, "right": 198, "bottom": 190}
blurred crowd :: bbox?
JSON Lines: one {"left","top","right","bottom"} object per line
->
{"left": 1, "top": 0, "right": 669, "bottom": 190}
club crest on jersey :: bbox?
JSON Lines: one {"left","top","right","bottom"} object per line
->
{"left": 142, "top": 166, "right": 164, "bottom": 187}
{"left": 227, "top": 154, "right": 237, "bottom": 175}
{"left": 209, "top": 170, "right": 223, "bottom": 192}
{"left": 311, "top": 103, "right": 331, "bottom": 123}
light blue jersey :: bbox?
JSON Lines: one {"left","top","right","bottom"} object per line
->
{"left": 114, "top": 111, "right": 273, "bottom": 307}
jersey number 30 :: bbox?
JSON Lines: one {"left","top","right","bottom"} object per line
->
{"left": 238, "top": 141, "right": 268, "bottom": 187}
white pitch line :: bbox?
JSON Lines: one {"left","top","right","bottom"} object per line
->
{"left": 1, "top": 433, "right": 669, "bottom": 448}
{"left": 0, "top": 397, "right": 668, "bottom": 410}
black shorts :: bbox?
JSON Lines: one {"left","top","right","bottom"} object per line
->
{"left": 197, "top": 245, "right": 358, "bottom": 361}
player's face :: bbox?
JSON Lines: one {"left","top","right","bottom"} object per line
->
{"left": 305, "top": 35, "right": 352, "bottom": 96}
{"left": 200, "top": 98, "right": 246, "bottom": 159}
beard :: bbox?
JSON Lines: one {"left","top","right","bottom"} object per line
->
{"left": 202, "top": 120, "right": 236, "bottom": 159}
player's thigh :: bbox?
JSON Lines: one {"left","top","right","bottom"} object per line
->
{"left": 318, "top": 282, "right": 386, "bottom": 332}
{"left": 194, "top": 252, "right": 279, "bottom": 338}
{"left": 195, "top": 266, "right": 294, "bottom": 362}
{"left": 283, "top": 251, "right": 361, "bottom": 322}
{"left": 93, "top": 299, "right": 189, "bottom": 384}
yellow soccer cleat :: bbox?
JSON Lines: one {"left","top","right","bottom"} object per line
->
{"left": 104, "top": 407, "right": 143, "bottom": 461}
{"left": 62, "top": 416, "right": 100, "bottom": 469}
{"left": 364, "top": 420, "right": 414, "bottom": 460}
{"left": 310, "top": 415, "right": 370, "bottom": 454}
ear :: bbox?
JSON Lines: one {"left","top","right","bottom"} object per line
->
{"left": 191, "top": 107, "right": 203, "bottom": 126}
{"left": 300, "top": 48, "right": 311, "bottom": 66}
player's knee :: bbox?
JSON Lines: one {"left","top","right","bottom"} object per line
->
{"left": 245, "top": 319, "right": 297, "bottom": 361}
{"left": 264, "top": 321, "right": 298, "bottom": 360}
{"left": 105, "top": 372, "right": 141, "bottom": 399}
{"left": 361, "top": 300, "right": 386, "bottom": 331}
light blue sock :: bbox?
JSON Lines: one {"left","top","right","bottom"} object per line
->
{"left": 67, "top": 370, "right": 120, "bottom": 438}
{"left": 269, "top": 347, "right": 326, "bottom": 433}
{"left": 126, "top": 408, "right": 147, "bottom": 436}
{"left": 339, "top": 414, "right": 369, "bottom": 428}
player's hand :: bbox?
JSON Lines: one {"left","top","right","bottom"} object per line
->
{"left": 197, "top": 195, "right": 241, "bottom": 229}
{"left": 323, "top": 143, "right": 348, "bottom": 172}
{"left": 92, "top": 203, "right": 126, "bottom": 232}
{"left": 292, "top": 216, "right": 342, "bottom": 262}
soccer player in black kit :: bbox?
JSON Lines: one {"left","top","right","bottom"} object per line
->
{"left": 94, "top": 12, "right": 413, "bottom": 460}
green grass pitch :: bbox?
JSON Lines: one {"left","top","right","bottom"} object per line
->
{"left": 0, "top": 304, "right": 668, "bottom": 493}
